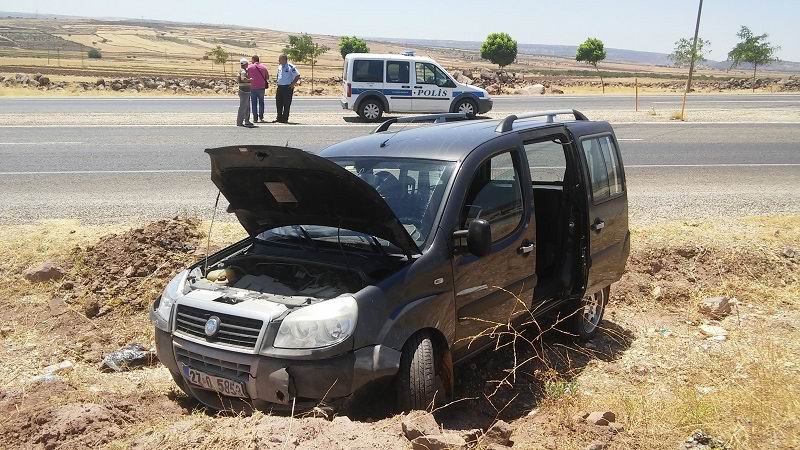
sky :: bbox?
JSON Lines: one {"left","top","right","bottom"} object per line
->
{"left": 5, "top": 0, "right": 799, "bottom": 61}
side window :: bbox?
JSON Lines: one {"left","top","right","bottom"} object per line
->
{"left": 461, "top": 151, "right": 524, "bottom": 242}
{"left": 352, "top": 60, "right": 384, "bottom": 83}
{"left": 386, "top": 61, "right": 410, "bottom": 84}
{"left": 581, "top": 135, "right": 624, "bottom": 202}
{"left": 524, "top": 138, "right": 567, "bottom": 183}
{"left": 415, "top": 63, "right": 455, "bottom": 87}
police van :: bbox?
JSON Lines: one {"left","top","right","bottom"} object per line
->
{"left": 341, "top": 52, "right": 492, "bottom": 121}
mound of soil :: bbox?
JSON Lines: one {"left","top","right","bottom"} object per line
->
{"left": 61, "top": 217, "right": 203, "bottom": 317}
{"left": 614, "top": 242, "right": 798, "bottom": 305}
{"left": 0, "top": 379, "right": 187, "bottom": 449}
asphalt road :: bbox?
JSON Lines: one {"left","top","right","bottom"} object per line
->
{"left": 1, "top": 122, "right": 798, "bottom": 225}
{"left": 2, "top": 93, "right": 800, "bottom": 115}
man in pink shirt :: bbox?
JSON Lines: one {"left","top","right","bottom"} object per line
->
{"left": 247, "top": 55, "right": 269, "bottom": 123}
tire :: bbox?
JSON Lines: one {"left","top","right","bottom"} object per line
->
{"left": 397, "top": 331, "right": 446, "bottom": 412}
{"left": 358, "top": 98, "right": 384, "bottom": 122}
{"left": 453, "top": 98, "right": 478, "bottom": 118}
{"left": 563, "top": 286, "right": 609, "bottom": 341}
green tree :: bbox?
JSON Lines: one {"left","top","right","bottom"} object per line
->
{"left": 728, "top": 26, "right": 780, "bottom": 92}
{"left": 669, "top": 37, "right": 710, "bottom": 67}
{"left": 576, "top": 37, "right": 607, "bottom": 93}
{"left": 480, "top": 32, "right": 518, "bottom": 69}
{"left": 87, "top": 48, "right": 102, "bottom": 59}
{"left": 284, "top": 34, "right": 329, "bottom": 94}
{"left": 207, "top": 45, "right": 230, "bottom": 74}
{"left": 339, "top": 36, "right": 369, "bottom": 59}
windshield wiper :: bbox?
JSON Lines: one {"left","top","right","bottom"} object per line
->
{"left": 292, "top": 225, "right": 317, "bottom": 249}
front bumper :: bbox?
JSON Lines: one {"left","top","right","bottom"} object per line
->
{"left": 478, "top": 98, "right": 493, "bottom": 114}
{"left": 155, "top": 328, "right": 400, "bottom": 410}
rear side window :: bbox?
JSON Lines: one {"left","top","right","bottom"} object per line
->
{"left": 524, "top": 138, "right": 567, "bottom": 183}
{"left": 352, "top": 60, "right": 384, "bottom": 83}
{"left": 461, "top": 151, "right": 524, "bottom": 242}
{"left": 581, "top": 135, "right": 624, "bottom": 202}
{"left": 386, "top": 61, "right": 410, "bottom": 83}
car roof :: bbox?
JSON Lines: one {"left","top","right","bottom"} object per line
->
{"left": 344, "top": 53, "right": 436, "bottom": 63}
{"left": 320, "top": 118, "right": 572, "bottom": 161}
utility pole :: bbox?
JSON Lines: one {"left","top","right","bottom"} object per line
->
{"left": 680, "top": 0, "right": 703, "bottom": 121}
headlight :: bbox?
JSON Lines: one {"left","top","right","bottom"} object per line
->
{"left": 151, "top": 269, "right": 188, "bottom": 331}
{"left": 273, "top": 296, "right": 357, "bottom": 349}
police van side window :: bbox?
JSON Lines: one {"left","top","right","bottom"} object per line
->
{"left": 386, "top": 61, "right": 410, "bottom": 84}
{"left": 415, "top": 63, "right": 455, "bottom": 88}
{"left": 353, "top": 60, "right": 384, "bottom": 83}
{"left": 581, "top": 135, "right": 624, "bottom": 202}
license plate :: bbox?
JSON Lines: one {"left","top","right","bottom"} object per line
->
{"left": 182, "top": 365, "right": 248, "bottom": 398}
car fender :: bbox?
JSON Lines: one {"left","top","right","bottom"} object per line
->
{"left": 376, "top": 291, "right": 456, "bottom": 351}
{"left": 449, "top": 92, "right": 482, "bottom": 112}
{"left": 353, "top": 90, "right": 389, "bottom": 112}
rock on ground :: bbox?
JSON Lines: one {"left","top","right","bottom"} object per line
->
{"left": 586, "top": 411, "right": 616, "bottom": 426}
{"left": 23, "top": 261, "right": 65, "bottom": 282}
{"left": 411, "top": 433, "right": 467, "bottom": 450}
{"left": 699, "top": 296, "right": 732, "bottom": 318}
{"left": 481, "top": 419, "right": 513, "bottom": 446}
{"left": 402, "top": 411, "right": 440, "bottom": 440}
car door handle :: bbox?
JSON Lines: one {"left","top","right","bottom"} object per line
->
{"left": 401, "top": 85, "right": 410, "bottom": 88}
{"left": 592, "top": 219, "right": 605, "bottom": 231}
{"left": 518, "top": 242, "right": 535, "bottom": 254}
{"left": 414, "top": 86, "right": 422, "bottom": 89}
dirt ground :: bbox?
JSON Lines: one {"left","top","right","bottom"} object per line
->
{"left": 0, "top": 215, "right": 798, "bottom": 449}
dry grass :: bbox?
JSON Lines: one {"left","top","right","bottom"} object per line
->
{"left": 1, "top": 215, "right": 798, "bottom": 449}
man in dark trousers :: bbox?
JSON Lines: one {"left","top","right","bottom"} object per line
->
{"left": 275, "top": 54, "right": 300, "bottom": 123}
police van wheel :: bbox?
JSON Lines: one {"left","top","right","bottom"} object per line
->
{"left": 455, "top": 99, "right": 477, "bottom": 118}
{"left": 359, "top": 99, "right": 384, "bottom": 122}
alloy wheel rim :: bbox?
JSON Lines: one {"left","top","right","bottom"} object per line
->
{"left": 458, "top": 102, "right": 475, "bottom": 114}
{"left": 364, "top": 104, "right": 380, "bottom": 119}
{"left": 582, "top": 290, "right": 604, "bottom": 333}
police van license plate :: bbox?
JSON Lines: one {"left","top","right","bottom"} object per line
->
{"left": 182, "top": 365, "right": 247, "bottom": 398}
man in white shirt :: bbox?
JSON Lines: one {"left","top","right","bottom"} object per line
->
{"left": 275, "top": 54, "right": 300, "bottom": 123}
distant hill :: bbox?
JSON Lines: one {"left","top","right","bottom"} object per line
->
{"left": 373, "top": 37, "right": 800, "bottom": 73}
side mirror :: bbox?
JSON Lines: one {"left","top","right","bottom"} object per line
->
{"left": 467, "top": 219, "right": 491, "bottom": 257}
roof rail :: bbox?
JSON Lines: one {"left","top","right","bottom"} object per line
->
{"left": 495, "top": 109, "right": 589, "bottom": 133}
{"left": 371, "top": 112, "right": 469, "bottom": 134}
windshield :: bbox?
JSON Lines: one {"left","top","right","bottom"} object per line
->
{"left": 332, "top": 157, "right": 455, "bottom": 247}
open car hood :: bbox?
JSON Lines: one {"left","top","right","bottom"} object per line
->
{"left": 206, "top": 145, "right": 420, "bottom": 257}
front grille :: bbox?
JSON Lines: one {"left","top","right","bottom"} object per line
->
{"left": 174, "top": 347, "right": 251, "bottom": 379}
{"left": 175, "top": 304, "right": 263, "bottom": 350}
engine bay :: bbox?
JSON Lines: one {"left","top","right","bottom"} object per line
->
{"left": 198, "top": 255, "right": 366, "bottom": 300}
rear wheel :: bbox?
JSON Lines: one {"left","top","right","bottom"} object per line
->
{"left": 564, "top": 287, "right": 609, "bottom": 340}
{"left": 359, "top": 98, "right": 384, "bottom": 122}
{"left": 397, "top": 331, "right": 448, "bottom": 412}
{"left": 454, "top": 98, "right": 478, "bottom": 118}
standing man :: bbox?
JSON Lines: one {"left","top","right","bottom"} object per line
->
{"left": 237, "top": 58, "right": 255, "bottom": 128}
{"left": 247, "top": 55, "right": 269, "bottom": 123}
{"left": 275, "top": 54, "right": 300, "bottom": 123}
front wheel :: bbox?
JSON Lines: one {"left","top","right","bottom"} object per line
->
{"left": 359, "top": 99, "right": 384, "bottom": 122}
{"left": 397, "top": 331, "right": 448, "bottom": 412}
{"left": 564, "top": 287, "right": 609, "bottom": 340}
{"left": 454, "top": 98, "right": 477, "bottom": 118}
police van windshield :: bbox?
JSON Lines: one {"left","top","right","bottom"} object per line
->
{"left": 333, "top": 157, "right": 455, "bottom": 247}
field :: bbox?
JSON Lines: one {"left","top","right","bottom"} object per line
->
{"left": 0, "top": 215, "right": 798, "bottom": 449}
{"left": 0, "top": 17, "right": 795, "bottom": 96}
